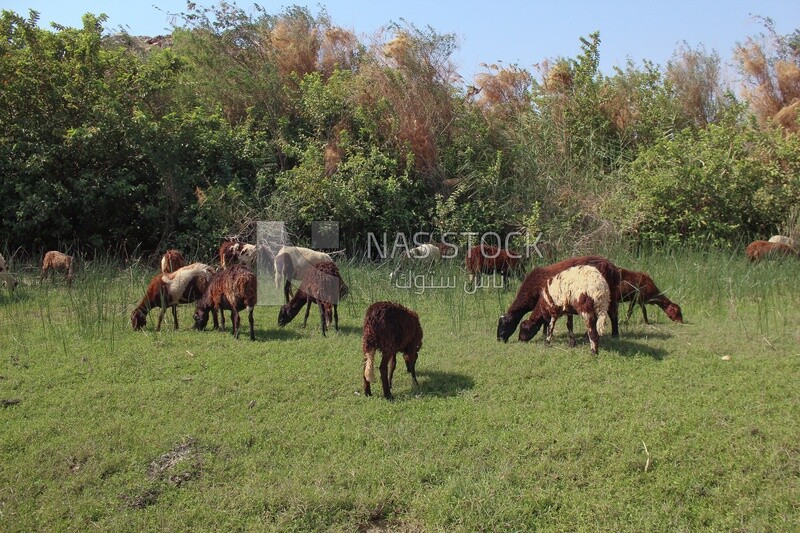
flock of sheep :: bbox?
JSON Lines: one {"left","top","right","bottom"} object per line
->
{"left": 0, "top": 232, "right": 794, "bottom": 399}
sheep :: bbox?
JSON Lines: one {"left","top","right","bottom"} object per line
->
{"left": 193, "top": 264, "right": 257, "bottom": 340}
{"left": 131, "top": 263, "right": 214, "bottom": 331}
{"left": 389, "top": 243, "right": 442, "bottom": 281}
{"left": 746, "top": 240, "right": 798, "bottom": 262}
{"left": 465, "top": 243, "right": 524, "bottom": 290}
{"left": 497, "top": 255, "right": 620, "bottom": 342}
{"left": 160, "top": 249, "right": 186, "bottom": 274}
{"left": 0, "top": 253, "right": 18, "bottom": 292}
{"left": 768, "top": 235, "right": 798, "bottom": 249}
{"left": 277, "top": 261, "right": 348, "bottom": 336}
{"left": 40, "top": 251, "right": 75, "bottom": 287}
{"left": 218, "top": 236, "right": 240, "bottom": 269}
{"left": 361, "top": 301, "right": 423, "bottom": 400}
{"left": 274, "top": 246, "right": 333, "bottom": 303}
{"left": 517, "top": 265, "right": 610, "bottom": 355}
{"left": 618, "top": 268, "right": 683, "bottom": 324}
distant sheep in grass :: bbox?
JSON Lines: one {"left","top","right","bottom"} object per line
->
{"left": 517, "top": 265, "right": 610, "bottom": 355}
{"left": 41, "top": 251, "right": 75, "bottom": 287}
{"left": 497, "top": 255, "right": 621, "bottom": 342}
{"left": 160, "top": 249, "right": 186, "bottom": 274}
{"left": 768, "top": 235, "right": 798, "bottom": 249}
{"left": 746, "top": 240, "right": 798, "bottom": 262}
{"left": 274, "top": 246, "right": 333, "bottom": 303}
{"left": 131, "top": 263, "right": 213, "bottom": 331}
{"left": 362, "top": 301, "right": 423, "bottom": 400}
{"left": 277, "top": 261, "right": 348, "bottom": 336}
{"left": 465, "top": 243, "right": 524, "bottom": 290}
{"left": 389, "top": 243, "right": 442, "bottom": 281}
{"left": 0, "top": 253, "right": 18, "bottom": 291}
{"left": 193, "top": 264, "right": 257, "bottom": 340}
{"left": 618, "top": 268, "right": 683, "bottom": 324}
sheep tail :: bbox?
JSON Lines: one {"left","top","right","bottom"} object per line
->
{"left": 596, "top": 309, "right": 608, "bottom": 336}
{"left": 364, "top": 350, "right": 375, "bottom": 383}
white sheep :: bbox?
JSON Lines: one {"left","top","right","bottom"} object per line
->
{"left": 273, "top": 246, "right": 334, "bottom": 303}
{"left": 518, "top": 265, "right": 610, "bottom": 355}
{"left": 0, "top": 253, "right": 18, "bottom": 291}
{"left": 389, "top": 243, "right": 443, "bottom": 281}
{"left": 768, "top": 235, "right": 798, "bottom": 250}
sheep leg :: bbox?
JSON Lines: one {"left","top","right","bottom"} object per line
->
{"left": 302, "top": 299, "right": 313, "bottom": 327}
{"left": 404, "top": 353, "right": 419, "bottom": 387}
{"left": 318, "top": 302, "right": 327, "bottom": 337}
{"left": 640, "top": 301, "right": 650, "bottom": 324}
{"left": 363, "top": 349, "right": 376, "bottom": 396}
{"left": 567, "top": 314, "right": 576, "bottom": 348}
{"left": 388, "top": 354, "right": 397, "bottom": 389}
{"left": 380, "top": 353, "right": 394, "bottom": 400}
{"left": 247, "top": 306, "right": 255, "bottom": 341}
{"left": 546, "top": 315, "right": 558, "bottom": 345}
{"left": 156, "top": 306, "right": 167, "bottom": 332}
{"left": 231, "top": 308, "right": 241, "bottom": 339}
{"left": 625, "top": 298, "right": 637, "bottom": 322}
{"left": 219, "top": 309, "right": 226, "bottom": 332}
{"left": 332, "top": 304, "right": 338, "bottom": 332}
{"left": 171, "top": 305, "right": 179, "bottom": 330}
{"left": 584, "top": 313, "right": 600, "bottom": 355}
{"left": 609, "top": 300, "right": 619, "bottom": 337}
{"left": 283, "top": 280, "right": 293, "bottom": 303}
{"left": 211, "top": 308, "right": 220, "bottom": 331}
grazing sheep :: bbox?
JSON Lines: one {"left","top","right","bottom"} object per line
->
{"left": 517, "top": 265, "right": 610, "bottom": 355}
{"left": 746, "top": 240, "right": 798, "bottom": 262}
{"left": 131, "top": 263, "right": 213, "bottom": 331}
{"left": 277, "top": 261, "right": 348, "bottom": 336}
{"left": 768, "top": 235, "right": 798, "bottom": 249}
{"left": 465, "top": 243, "right": 524, "bottom": 290}
{"left": 274, "top": 246, "right": 333, "bottom": 303}
{"left": 160, "top": 249, "right": 186, "bottom": 274}
{"left": 497, "top": 255, "right": 621, "bottom": 342}
{"left": 193, "top": 265, "right": 257, "bottom": 340}
{"left": 362, "top": 301, "right": 423, "bottom": 400}
{"left": 618, "top": 268, "right": 683, "bottom": 324}
{"left": 389, "top": 243, "right": 443, "bottom": 281}
{"left": 0, "top": 253, "right": 18, "bottom": 291}
{"left": 40, "top": 251, "right": 75, "bottom": 287}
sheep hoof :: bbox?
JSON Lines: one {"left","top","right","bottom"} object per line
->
{"left": 384, "top": 392, "right": 394, "bottom": 401}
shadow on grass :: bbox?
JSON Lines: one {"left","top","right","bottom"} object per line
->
{"left": 617, "top": 329, "right": 674, "bottom": 341}
{"left": 416, "top": 369, "right": 475, "bottom": 397}
{"left": 607, "top": 338, "right": 668, "bottom": 360}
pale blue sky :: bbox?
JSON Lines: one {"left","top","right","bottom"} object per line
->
{"left": 3, "top": 1, "right": 798, "bottom": 83}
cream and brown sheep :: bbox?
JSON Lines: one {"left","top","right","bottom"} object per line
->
{"left": 131, "top": 263, "right": 213, "bottom": 331}
{"left": 517, "top": 265, "right": 610, "bottom": 355}
{"left": 746, "top": 240, "right": 798, "bottom": 261}
{"left": 362, "top": 301, "right": 423, "bottom": 400}
{"left": 160, "top": 249, "right": 186, "bottom": 274}
{"left": 274, "top": 246, "right": 333, "bottom": 303}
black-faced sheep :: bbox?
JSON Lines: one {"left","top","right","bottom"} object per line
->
{"left": 362, "top": 301, "right": 423, "bottom": 400}
{"left": 517, "top": 265, "right": 610, "bottom": 355}
{"left": 746, "top": 240, "right": 798, "bottom": 261}
{"left": 131, "top": 263, "right": 213, "bottom": 331}
{"left": 389, "top": 243, "right": 444, "bottom": 282}
{"left": 497, "top": 255, "right": 620, "bottom": 342}
{"left": 274, "top": 246, "right": 333, "bottom": 303}
{"left": 465, "top": 243, "right": 524, "bottom": 290}
{"left": 193, "top": 264, "right": 257, "bottom": 340}
{"left": 277, "top": 261, "right": 347, "bottom": 336}
{"left": 0, "top": 253, "right": 18, "bottom": 291}
{"left": 618, "top": 268, "right": 683, "bottom": 324}
{"left": 41, "top": 251, "right": 74, "bottom": 287}
{"left": 160, "top": 249, "right": 186, "bottom": 274}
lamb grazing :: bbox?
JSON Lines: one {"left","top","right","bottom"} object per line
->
{"left": 40, "top": 251, "right": 75, "bottom": 287}
{"left": 0, "top": 253, "right": 18, "bottom": 292}
{"left": 768, "top": 235, "right": 798, "bottom": 250}
{"left": 517, "top": 265, "right": 610, "bottom": 355}
{"left": 193, "top": 264, "right": 257, "bottom": 340}
{"left": 274, "top": 246, "right": 333, "bottom": 303}
{"left": 131, "top": 262, "right": 213, "bottom": 331}
{"left": 746, "top": 240, "right": 798, "bottom": 262}
{"left": 618, "top": 268, "right": 683, "bottom": 324}
{"left": 277, "top": 261, "right": 348, "bottom": 336}
{"left": 497, "top": 255, "right": 621, "bottom": 342}
{"left": 465, "top": 243, "right": 524, "bottom": 290}
{"left": 362, "top": 301, "right": 423, "bottom": 400}
{"left": 389, "top": 243, "right": 442, "bottom": 281}
{"left": 160, "top": 249, "right": 186, "bottom": 274}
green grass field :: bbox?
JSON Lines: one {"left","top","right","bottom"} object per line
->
{"left": 1, "top": 249, "right": 798, "bottom": 531}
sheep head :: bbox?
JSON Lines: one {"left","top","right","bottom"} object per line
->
{"left": 665, "top": 303, "right": 683, "bottom": 323}
{"left": 131, "top": 308, "right": 147, "bottom": 330}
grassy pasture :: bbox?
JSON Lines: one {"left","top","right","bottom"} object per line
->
{"left": 0, "top": 249, "right": 798, "bottom": 531}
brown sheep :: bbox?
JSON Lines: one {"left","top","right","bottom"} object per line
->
{"left": 465, "top": 243, "right": 524, "bottom": 290}
{"left": 362, "top": 301, "right": 423, "bottom": 400}
{"left": 131, "top": 263, "right": 213, "bottom": 331}
{"left": 746, "top": 240, "right": 798, "bottom": 262}
{"left": 160, "top": 249, "right": 186, "bottom": 274}
{"left": 41, "top": 251, "right": 75, "bottom": 287}
{"left": 497, "top": 255, "right": 621, "bottom": 342}
{"left": 193, "top": 265, "right": 257, "bottom": 340}
{"left": 517, "top": 265, "right": 610, "bottom": 355}
{"left": 219, "top": 236, "right": 240, "bottom": 269}
{"left": 618, "top": 268, "right": 683, "bottom": 324}
{"left": 277, "top": 261, "right": 348, "bottom": 336}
